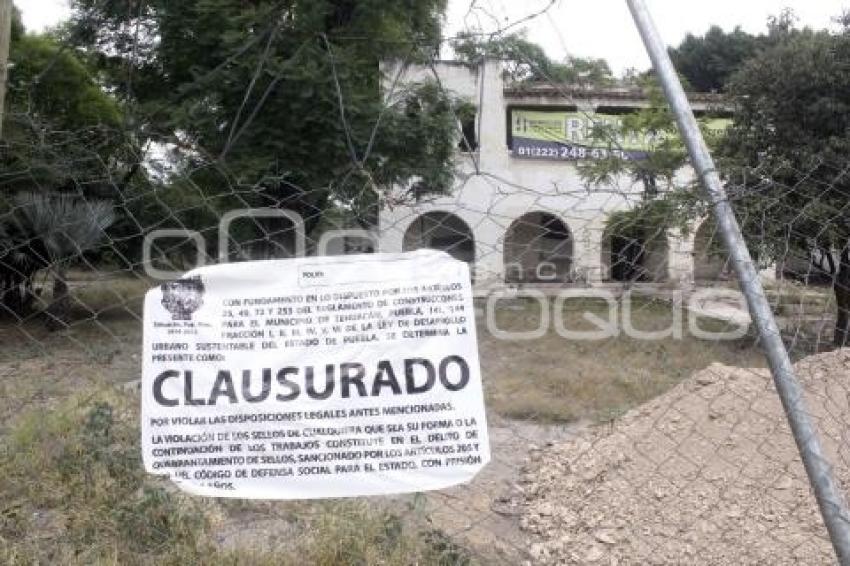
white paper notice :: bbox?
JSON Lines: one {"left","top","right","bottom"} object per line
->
{"left": 141, "top": 250, "right": 490, "bottom": 499}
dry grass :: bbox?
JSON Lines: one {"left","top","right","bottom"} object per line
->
{"left": 478, "top": 296, "right": 767, "bottom": 423}
{"left": 0, "top": 274, "right": 782, "bottom": 563}
{"left": 0, "top": 389, "right": 212, "bottom": 565}
{"left": 2, "top": 275, "right": 770, "bottom": 427}
{"left": 0, "top": 387, "right": 474, "bottom": 565}
{"left": 0, "top": 275, "right": 475, "bottom": 565}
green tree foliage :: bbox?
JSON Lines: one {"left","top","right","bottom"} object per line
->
{"left": 577, "top": 79, "right": 689, "bottom": 195}
{"left": 576, "top": 76, "right": 729, "bottom": 233}
{"left": 1, "top": 8, "right": 130, "bottom": 319}
{"left": 3, "top": 21, "right": 125, "bottom": 196}
{"left": 720, "top": 26, "right": 850, "bottom": 346}
{"left": 451, "top": 31, "right": 614, "bottom": 87}
{"left": 580, "top": 13, "right": 850, "bottom": 347}
{"left": 668, "top": 26, "right": 762, "bottom": 93}
{"left": 668, "top": 10, "right": 799, "bottom": 93}
{"left": 575, "top": 77, "right": 725, "bottom": 286}
{"left": 10, "top": 5, "right": 23, "bottom": 42}
{"left": 68, "top": 0, "right": 462, "bottom": 235}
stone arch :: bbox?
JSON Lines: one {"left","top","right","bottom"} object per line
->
{"left": 600, "top": 221, "right": 669, "bottom": 282}
{"left": 402, "top": 211, "right": 475, "bottom": 264}
{"left": 503, "top": 211, "right": 574, "bottom": 283}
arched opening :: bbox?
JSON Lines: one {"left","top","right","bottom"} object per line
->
{"left": 601, "top": 221, "right": 669, "bottom": 282}
{"left": 402, "top": 212, "right": 475, "bottom": 264}
{"left": 504, "top": 212, "right": 573, "bottom": 283}
{"left": 693, "top": 219, "right": 732, "bottom": 283}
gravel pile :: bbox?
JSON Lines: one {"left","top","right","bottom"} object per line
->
{"left": 520, "top": 349, "right": 850, "bottom": 565}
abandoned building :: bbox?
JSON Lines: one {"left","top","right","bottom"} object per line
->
{"left": 369, "top": 59, "right": 756, "bottom": 290}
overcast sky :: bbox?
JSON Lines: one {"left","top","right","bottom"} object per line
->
{"left": 19, "top": 0, "right": 850, "bottom": 75}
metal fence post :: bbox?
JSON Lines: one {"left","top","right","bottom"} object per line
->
{"left": 625, "top": 0, "right": 850, "bottom": 563}
{"left": 0, "top": 0, "right": 11, "bottom": 139}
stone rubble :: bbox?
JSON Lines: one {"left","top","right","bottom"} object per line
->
{"left": 521, "top": 349, "right": 850, "bottom": 565}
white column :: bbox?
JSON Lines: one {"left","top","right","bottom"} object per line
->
{"left": 668, "top": 226, "right": 695, "bottom": 288}
{"left": 574, "top": 221, "right": 604, "bottom": 285}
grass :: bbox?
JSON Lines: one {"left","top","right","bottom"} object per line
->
{"left": 478, "top": 296, "right": 768, "bottom": 423}
{"left": 0, "top": 390, "right": 211, "bottom": 565}
{"left": 0, "top": 274, "right": 786, "bottom": 563}
{"left": 0, "top": 388, "right": 475, "bottom": 566}
{"left": 0, "top": 271, "right": 477, "bottom": 564}
{"left": 2, "top": 275, "right": 770, "bottom": 427}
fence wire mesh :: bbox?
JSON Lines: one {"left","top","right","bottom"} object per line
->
{"left": 2, "top": 1, "right": 850, "bottom": 564}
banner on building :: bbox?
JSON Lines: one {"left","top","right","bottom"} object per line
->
{"left": 510, "top": 108, "right": 730, "bottom": 161}
{"left": 142, "top": 250, "right": 490, "bottom": 499}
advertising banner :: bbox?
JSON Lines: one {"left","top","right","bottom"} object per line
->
{"left": 510, "top": 108, "right": 729, "bottom": 161}
{"left": 141, "top": 250, "right": 490, "bottom": 499}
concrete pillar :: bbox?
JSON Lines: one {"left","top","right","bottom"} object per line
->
{"left": 574, "top": 221, "right": 603, "bottom": 285}
{"left": 668, "top": 226, "right": 696, "bottom": 288}
{"left": 477, "top": 60, "right": 508, "bottom": 173}
{"left": 472, "top": 218, "right": 504, "bottom": 287}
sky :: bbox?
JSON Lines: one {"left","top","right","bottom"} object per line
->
{"left": 443, "top": 0, "right": 849, "bottom": 74}
{"left": 19, "top": 0, "right": 850, "bottom": 75}
{"left": 19, "top": 0, "right": 71, "bottom": 33}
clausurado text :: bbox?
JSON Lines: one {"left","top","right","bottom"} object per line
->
{"left": 141, "top": 251, "right": 491, "bottom": 499}
{"left": 152, "top": 355, "right": 471, "bottom": 406}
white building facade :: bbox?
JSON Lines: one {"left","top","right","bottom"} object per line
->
{"left": 377, "top": 60, "right": 739, "bottom": 291}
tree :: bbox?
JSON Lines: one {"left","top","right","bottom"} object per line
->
{"left": 668, "top": 10, "right": 799, "bottom": 93}
{"left": 451, "top": 31, "right": 615, "bottom": 87}
{"left": 0, "top": 7, "right": 131, "bottom": 323}
{"left": 720, "top": 26, "right": 850, "bottom": 346}
{"left": 67, "top": 0, "right": 462, "bottom": 243}
{"left": 668, "top": 26, "right": 761, "bottom": 93}
{"left": 571, "top": 76, "right": 721, "bottom": 286}
{"left": 10, "top": 4, "right": 22, "bottom": 42}
{"left": 577, "top": 78, "right": 690, "bottom": 194}
{"left": 2, "top": 35, "right": 126, "bottom": 196}
{"left": 582, "top": 15, "right": 850, "bottom": 348}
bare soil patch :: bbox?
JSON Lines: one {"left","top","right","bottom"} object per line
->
{"left": 420, "top": 414, "right": 581, "bottom": 563}
{"left": 521, "top": 349, "right": 850, "bottom": 565}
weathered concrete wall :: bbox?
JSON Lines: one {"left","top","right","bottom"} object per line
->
{"left": 376, "top": 61, "right": 766, "bottom": 291}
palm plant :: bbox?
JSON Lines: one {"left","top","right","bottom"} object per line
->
{"left": 3, "top": 192, "right": 115, "bottom": 329}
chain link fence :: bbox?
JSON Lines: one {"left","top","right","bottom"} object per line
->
{"left": 2, "top": 1, "right": 850, "bottom": 564}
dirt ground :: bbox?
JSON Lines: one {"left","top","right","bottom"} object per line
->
{"left": 0, "top": 276, "right": 779, "bottom": 563}
{"left": 0, "top": 310, "right": 577, "bottom": 563}
{"left": 410, "top": 415, "right": 581, "bottom": 563}
{"left": 521, "top": 349, "right": 850, "bottom": 565}
{"left": 206, "top": 415, "right": 581, "bottom": 564}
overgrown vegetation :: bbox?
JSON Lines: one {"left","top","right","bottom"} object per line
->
{"left": 719, "top": 20, "right": 850, "bottom": 346}
{"left": 0, "top": 388, "right": 475, "bottom": 565}
{"left": 2, "top": 0, "right": 472, "bottom": 325}
{"left": 668, "top": 9, "right": 799, "bottom": 92}
{"left": 0, "top": 391, "right": 211, "bottom": 564}
{"left": 67, "top": 0, "right": 464, "bottom": 226}
{"left": 579, "top": 10, "right": 850, "bottom": 347}
{"left": 0, "top": 7, "right": 130, "bottom": 323}
{"left": 451, "top": 30, "right": 615, "bottom": 87}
